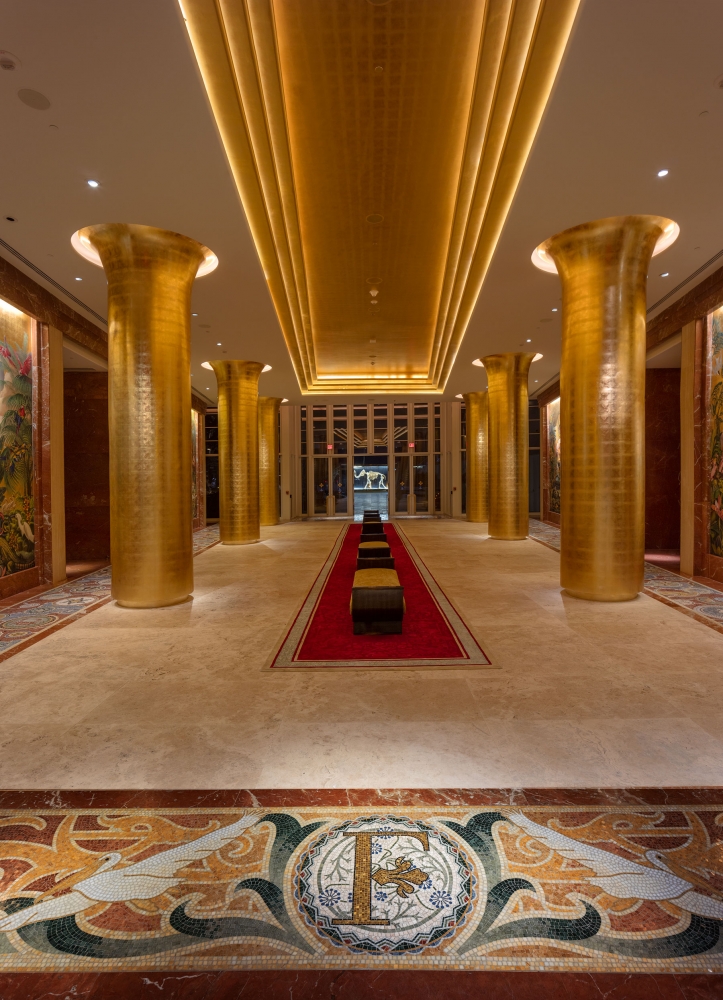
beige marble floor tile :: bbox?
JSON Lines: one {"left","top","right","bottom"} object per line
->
{"left": 2, "top": 518, "right": 722, "bottom": 788}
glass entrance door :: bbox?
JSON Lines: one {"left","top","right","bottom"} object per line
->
{"left": 354, "top": 457, "right": 389, "bottom": 518}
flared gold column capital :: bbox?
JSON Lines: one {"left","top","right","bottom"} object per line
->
{"left": 209, "top": 359, "right": 265, "bottom": 385}
{"left": 77, "top": 223, "right": 215, "bottom": 281}
{"left": 483, "top": 353, "right": 533, "bottom": 540}
{"left": 538, "top": 214, "right": 676, "bottom": 278}
{"left": 535, "top": 214, "right": 678, "bottom": 602}
{"left": 481, "top": 352, "right": 535, "bottom": 380}
{"left": 210, "top": 359, "right": 264, "bottom": 545}
{"left": 462, "top": 391, "right": 489, "bottom": 524}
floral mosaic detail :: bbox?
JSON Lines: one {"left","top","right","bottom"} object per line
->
{"left": 528, "top": 520, "right": 723, "bottom": 631}
{"left": 0, "top": 525, "right": 220, "bottom": 663}
{"left": 0, "top": 804, "right": 721, "bottom": 973}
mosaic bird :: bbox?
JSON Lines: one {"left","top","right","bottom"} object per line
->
{"left": 509, "top": 811, "right": 723, "bottom": 920}
{"left": 0, "top": 812, "right": 259, "bottom": 933}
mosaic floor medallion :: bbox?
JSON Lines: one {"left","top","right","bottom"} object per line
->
{"left": 1, "top": 796, "right": 722, "bottom": 973}
{"left": 296, "top": 815, "right": 476, "bottom": 954}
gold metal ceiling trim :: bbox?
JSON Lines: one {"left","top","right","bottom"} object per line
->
{"left": 182, "top": 0, "right": 579, "bottom": 395}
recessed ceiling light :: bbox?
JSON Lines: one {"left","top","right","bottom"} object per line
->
{"left": 216, "top": 342, "right": 222, "bottom": 346}
{"left": 657, "top": 169, "right": 669, "bottom": 177}
{"left": 201, "top": 361, "right": 213, "bottom": 370}
{"left": 534, "top": 380, "right": 538, "bottom": 383}
{"left": 472, "top": 358, "right": 484, "bottom": 367}
{"left": 87, "top": 180, "right": 99, "bottom": 188}
{"left": 282, "top": 398, "right": 289, "bottom": 403}
{"left": 192, "top": 312, "right": 198, "bottom": 316}
{"left": 455, "top": 394, "right": 463, "bottom": 399}
{"left": 526, "top": 338, "right": 531, "bottom": 342}
{"left": 262, "top": 364, "right": 272, "bottom": 372}
{"left": 75, "top": 277, "right": 82, "bottom": 281}
{"left": 660, "top": 272, "right": 669, "bottom": 277}
{"left": 552, "top": 307, "right": 558, "bottom": 312}
{"left": 206, "top": 387, "right": 210, "bottom": 390}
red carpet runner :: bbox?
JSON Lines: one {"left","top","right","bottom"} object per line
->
{"left": 270, "top": 523, "right": 492, "bottom": 668}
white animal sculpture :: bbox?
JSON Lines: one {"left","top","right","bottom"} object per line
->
{"left": 354, "top": 468, "right": 387, "bottom": 490}
{"left": 509, "top": 811, "right": 723, "bottom": 919}
{"left": 0, "top": 813, "right": 259, "bottom": 932}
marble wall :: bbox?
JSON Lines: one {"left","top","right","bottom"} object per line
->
{"left": 645, "top": 368, "right": 681, "bottom": 551}
{"left": 63, "top": 372, "right": 110, "bottom": 563}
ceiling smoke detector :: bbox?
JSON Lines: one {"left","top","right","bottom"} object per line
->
{"left": 0, "top": 51, "right": 20, "bottom": 71}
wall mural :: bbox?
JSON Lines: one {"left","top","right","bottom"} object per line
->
{"left": 710, "top": 308, "right": 723, "bottom": 557}
{"left": 0, "top": 300, "right": 34, "bottom": 577}
{"left": 191, "top": 408, "right": 200, "bottom": 524}
{"left": 547, "top": 397, "right": 561, "bottom": 515}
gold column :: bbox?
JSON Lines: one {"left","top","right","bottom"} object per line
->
{"left": 483, "top": 353, "right": 534, "bottom": 540}
{"left": 259, "top": 396, "right": 282, "bottom": 526}
{"left": 210, "top": 361, "right": 264, "bottom": 544}
{"left": 539, "top": 215, "right": 675, "bottom": 601}
{"left": 462, "top": 391, "right": 489, "bottom": 523}
{"left": 78, "top": 223, "right": 211, "bottom": 608}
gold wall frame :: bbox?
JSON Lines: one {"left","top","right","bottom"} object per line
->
{"left": 181, "top": 0, "right": 580, "bottom": 394}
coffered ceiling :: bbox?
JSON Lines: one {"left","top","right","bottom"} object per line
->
{"left": 182, "top": 0, "right": 579, "bottom": 393}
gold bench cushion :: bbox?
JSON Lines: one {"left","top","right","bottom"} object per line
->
{"left": 352, "top": 568, "right": 401, "bottom": 589}
{"left": 358, "top": 541, "right": 390, "bottom": 550}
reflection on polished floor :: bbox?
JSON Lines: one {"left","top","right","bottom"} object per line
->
{"left": 2, "top": 519, "right": 722, "bottom": 790}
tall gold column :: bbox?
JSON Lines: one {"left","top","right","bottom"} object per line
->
{"left": 210, "top": 361, "right": 264, "bottom": 544}
{"left": 537, "top": 215, "right": 676, "bottom": 601}
{"left": 259, "top": 396, "right": 282, "bottom": 526}
{"left": 76, "top": 223, "right": 213, "bottom": 608}
{"left": 462, "top": 391, "right": 489, "bottom": 523}
{"left": 483, "top": 353, "right": 534, "bottom": 540}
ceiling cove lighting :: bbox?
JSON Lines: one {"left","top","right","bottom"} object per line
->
{"left": 180, "top": 0, "right": 580, "bottom": 394}
{"left": 201, "top": 361, "right": 213, "bottom": 370}
{"left": 531, "top": 220, "right": 679, "bottom": 274}
{"left": 533, "top": 353, "right": 543, "bottom": 362}
{"left": 262, "top": 364, "right": 272, "bottom": 372}
{"left": 71, "top": 231, "right": 219, "bottom": 278}
{"left": 472, "top": 359, "right": 485, "bottom": 367}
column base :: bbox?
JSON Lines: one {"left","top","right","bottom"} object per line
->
{"left": 561, "top": 588, "right": 640, "bottom": 603}
{"left": 221, "top": 538, "right": 260, "bottom": 545}
{"left": 114, "top": 594, "right": 193, "bottom": 609}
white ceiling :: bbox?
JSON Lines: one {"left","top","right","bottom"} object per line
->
{"left": 1, "top": 0, "right": 722, "bottom": 403}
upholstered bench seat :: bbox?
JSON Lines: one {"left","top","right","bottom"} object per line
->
{"left": 357, "top": 539, "right": 394, "bottom": 570}
{"left": 350, "top": 568, "right": 404, "bottom": 635}
{"left": 361, "top": 522, "right": 385, "bottom": 537}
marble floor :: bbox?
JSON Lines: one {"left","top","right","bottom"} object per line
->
{"left": 2, "top": 519, "right": 723, "bottom": 789}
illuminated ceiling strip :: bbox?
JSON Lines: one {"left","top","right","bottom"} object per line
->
{"left": 181, "top": 0, "right": 580, "bottom": 395}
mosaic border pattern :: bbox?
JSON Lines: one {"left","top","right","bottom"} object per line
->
{"left": 0, "top": 525, "right": 221, "bottom": 664}
{"left": 528, "top": 520, "right": 723, "bottom": 634}
{"left": 269, "top": 524, "right": 493, "bottom": 669}
{"left": 0, "top": 797, "right": 722, "bottom": 974}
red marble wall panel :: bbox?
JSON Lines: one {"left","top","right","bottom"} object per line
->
{"left": 63, "top": 372, "right": 110, "bottom": 563}
{"left": 645, "top": 368, "right": 681, "bottom": 550}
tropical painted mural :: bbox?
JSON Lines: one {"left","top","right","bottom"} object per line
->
{"left": 191, "top": 408, "right": 200, "bottom": 525}
{"left": 547, "top": 397, "right": 561, "bottom": 515}
{"left": 709, "top": 307, "right": 723, "bottom": 557}
{"left": 0, "top": 299, "right": 34, "bottom": 576}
